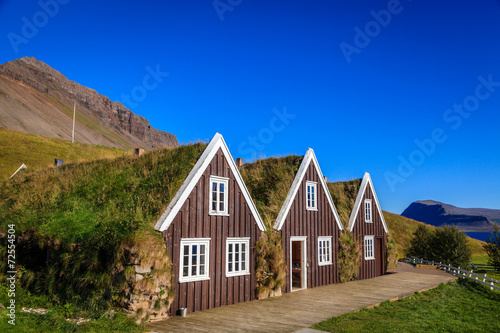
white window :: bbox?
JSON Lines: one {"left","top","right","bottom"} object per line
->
{"left": 306, "top": 181, "right": 317, "bottom": 211}
{"left": 318, "top": 236, "right": 332, "bottom": 265}
{"left": 364, "top": 236, "right": 375, "bottom": 260}
{"left": 209, "top": 176, "right": 229, "bottom": 215}
{"left": 226, "top": 238, "right": 250, "bottom": 277}
{"left": 364, "top": 199, "right": 372, "bottom": 223}
{"left": 179, "top": 238, "right": 210, "bottom": 283}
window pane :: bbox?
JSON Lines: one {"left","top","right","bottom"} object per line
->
{"left": 235, "top": 262, "right": 239, "bottom": 271}
{"left": 200, "top": 264, "right": 205, "bottom": 275}
{"left": 212, "top": 201, "right": 216, "bottom": 211}
{"left": 184, "top": 245, "right": 189, "bottom": 256}
{"left": 183, "top": 267, "right": 189, "bottom": 277}
{"left": 220, "top": 182, "right": 224, "bottom": 192}
{"left": 241, "top": 261, "right": 245, "bottom": 271}
{"left": 228, "top": 243, "right": 232, "bottom": 253}
{"left": 228, "top": 253, "right": 232, "bottom": 263}
{"left": 235, "top": 243, "right": 239, "bottom": 253}
{"left": 242, "top": 243, "right": 245, "bottom": 252}
{"left": 228, "top": 263, "right": 232, "bottom": 272}
{"left": 200, "top": 245, "right": 205, "bottom": 255}
{"left": 200, "top": 254, "right": 205, "bottom": 265}
{"left": 183, "top": 255, "right": 189, "bottom": 267}
{"left": 235, "top": 252, "right": 239, "bottom": 262}
{"left": 212, "top": 182, "right": 217, "bottom": 191}
{"left": 220, "top": 201, "right": 224, "bottom": 211}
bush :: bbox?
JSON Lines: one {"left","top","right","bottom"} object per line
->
{"left": 430, "top": 225, "right": 471, "bottom": 268}
{"left": 254, "top": 229, "right": 287, "bottom": 299}
{"left": 338, "top": 231, "right": 360, "bottom": 282}
{"left": 386, "top": 233, "right": 399, "bottom": 270}
{"left": 405, "top": 224, "right": 472, "bottom": 268}
{"left": 405, "top": 224, "right": 432, "bottom": 259}
{"left": 483, "top": 224, "right": 500, "bottom": 270}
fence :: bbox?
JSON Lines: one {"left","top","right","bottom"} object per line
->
{"left": 404, "top": 256, "right": 500, "bottom": 291}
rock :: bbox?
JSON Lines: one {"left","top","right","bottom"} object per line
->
{"left": 135, "top": 274, "right": 144, "bottom": 281}
{"left": 134, "top": 265, "right": 151, "bottom": 275}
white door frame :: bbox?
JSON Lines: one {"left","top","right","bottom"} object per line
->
{"left": 290, "top": 236, "right": 307, "bottom": 291}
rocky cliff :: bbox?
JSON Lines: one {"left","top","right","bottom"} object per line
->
{"left": 0, "top": 57, "right": 178, "bottom": 149}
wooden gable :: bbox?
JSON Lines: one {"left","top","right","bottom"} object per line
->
{"left": 154, "top": 133, "right": 265, "bottom": 315}
{"left": 273, "top": 148, "right": 343, "bottom": 292}
{"left": 347, "top": 172, "right": 387, "bottom": 279}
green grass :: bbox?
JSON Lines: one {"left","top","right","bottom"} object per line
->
{"left": 0, "top": 283, "right": 144, "bottom": 332}
{"left": 0, "top": 129, "right": 130, "bottom": 182}
{"left": 312, "top": 280, "right": 500, "bottom": 333}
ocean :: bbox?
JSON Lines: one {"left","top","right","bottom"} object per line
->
{"left": 465, "top": 232, "right": 493, "bottom": 242}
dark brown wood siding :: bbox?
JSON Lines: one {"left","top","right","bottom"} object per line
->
{"left": 351, "top": 185, "right": 387, "bottom": 280}
{"left": 278, "top": 163, "right": 341, "bottom": 294}
{"left": 162, "top": 148, "right": 261, "bottom": 315}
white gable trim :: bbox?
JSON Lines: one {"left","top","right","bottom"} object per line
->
{"left": 154, "top": 133, "right": 265, "bottom": 232}
{"left": 273, "top": 149, "right": 343, "bottom": 231}
{"left": 347, "top": 172, "right": 388, "bottom": 233}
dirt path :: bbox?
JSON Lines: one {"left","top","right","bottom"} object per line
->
{"left": 147, "top": 263, "right": 456, "bottom": 333}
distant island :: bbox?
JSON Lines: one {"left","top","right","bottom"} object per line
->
{"left": 401, "top": 200, "right": 500, "bottom": 241}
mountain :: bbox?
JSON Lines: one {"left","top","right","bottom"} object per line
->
{"left": 401, "top": 200, "right": 500, "bottom": 232}
{"left": 0, "top": 57, "right": 178, "bottom": 149}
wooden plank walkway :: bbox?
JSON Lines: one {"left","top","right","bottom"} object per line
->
{"left": 147, "top": 263, "right": 456, "bottom": 333}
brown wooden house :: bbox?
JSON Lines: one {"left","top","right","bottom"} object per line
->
{"left": 274, "top": 149, "right": 343, "bottom": 293}
{"left": 347, "top": 172, "right": 388, "bottom": 279}
{"left": 154, "top": 133, "right": 266, "bottom": 315}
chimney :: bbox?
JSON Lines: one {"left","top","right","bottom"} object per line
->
{"left": 54, "top": 159, "right": 64, "bottom": 167}
{"left": 135, "top": 148, "right": 145, "bottom": 157}
{"left": 236, "top": 158, "right": 243, "bottom": 167}
{"left": 324, "top": 176, "right": 327, "bottom": 183}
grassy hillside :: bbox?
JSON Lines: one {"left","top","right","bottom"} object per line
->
{"left": 0, "top": 129, "right": 130, "bottom": 182}
{"left": 0, "top": 141, "right": 207, "bottom": 321}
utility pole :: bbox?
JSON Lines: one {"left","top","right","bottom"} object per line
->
{"left": 72, "top": 102, "right": 76, "bottom": 143}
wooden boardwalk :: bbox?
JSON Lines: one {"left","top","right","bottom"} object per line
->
{"left": 147, "top": 263, "right": 456, "bottom": 333}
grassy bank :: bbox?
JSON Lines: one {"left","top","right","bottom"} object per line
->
{"left": 313, "top": 279, "right": 500, "bottom": 332}
{"left": 0, "top": 141, "right": 207, "bottom": 328}
{"left": 0, "top": 129, "right": 130, "bottom": 182}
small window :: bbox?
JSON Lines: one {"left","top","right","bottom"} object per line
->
{"left": 179, "top": 239, "right": 210, "bottom": 283}
{"left": 306, "top": 181, "right": 317, "bottom": 211}
{"left": 209, "top": 176, "right": 229, "bottom": 215}
{"left": 318, "top": 236, "right": 332, "bottom": 265}
{"left": 364, "top": 236, "right": 374, "bottom": 260}
{"left": 226, "top": 238, "right": 250, "bottom": 277}
{"left": 364, "top": 199, "right": 372, "bottom": 223}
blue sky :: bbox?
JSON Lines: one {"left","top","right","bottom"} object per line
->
{"left": 1, "top": 0, "right": 499, "bottom": 214}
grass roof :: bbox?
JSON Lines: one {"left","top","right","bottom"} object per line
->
{"left": 240, "top": 155, "right": 303, "bottom": 228}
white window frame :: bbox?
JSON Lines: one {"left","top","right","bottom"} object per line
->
{"left": 226, "top": 237, "right": 250, "bottom": 277}
{"left": 209, "top": 176, "right": 229, "bottom": 216}
{"left": 364, "top": 236, "right": 375, "bottom": 260}
{"left": 364, "top": 199, "right": 372, "bottom": 223}
{"left": 179, "top": 238, "right": 210, "bottom": 283}
{"left": 317, "top": 236, "right": 332, "bottom": 266}
{"left": 306, "top": 181, "right": 318, "bottom": 211}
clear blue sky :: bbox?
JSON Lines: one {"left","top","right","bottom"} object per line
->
{"left": 1, "top": 0, "right": 499, "bottom": 214}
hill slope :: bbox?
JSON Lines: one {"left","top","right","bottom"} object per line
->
{"left": 0, "top": 57, "right": 178, "bottom": 149}
{"left": 0, "top": 129, "right": 131, "bottom": 182}
{"left": 402, "top": 200, "right": 499, "bottom": 232}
